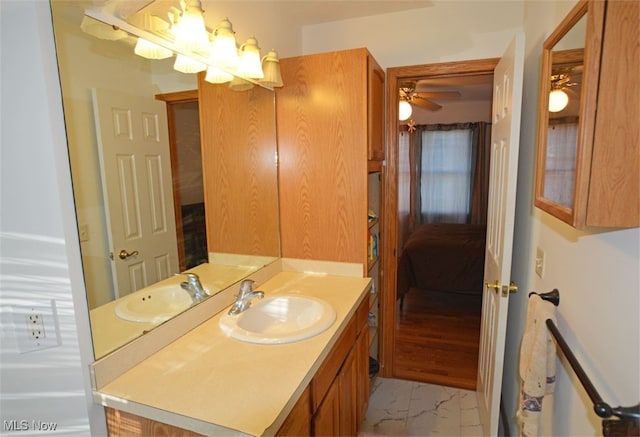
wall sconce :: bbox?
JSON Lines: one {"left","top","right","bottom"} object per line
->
{"left": 399, "top": 100, "right": 412, "bottom": 121}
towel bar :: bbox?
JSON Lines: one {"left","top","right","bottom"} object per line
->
{"left": 529, "top": 289, "right": 640, "bottom": 426}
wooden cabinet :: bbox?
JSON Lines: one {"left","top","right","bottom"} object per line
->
{"left": 276, "top": 386, "right": 312, "bottom": 436}
{"left": 535, "top": 0, "right": 639, "bottom": 228}
{"left": 310, "top": 296, "right": 370, "bottom": 436}
{"left": 105, "top": 407, "right": 203, "bottom": 436}
{"left": 276, "top": 48, "right": 385, "bottom": 391}
{"left": 276, "top": 48, "right": 385, "bottom": 269}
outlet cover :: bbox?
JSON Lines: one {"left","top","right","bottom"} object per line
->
{"left": 12, "top": 300, "right": 61, "bottom": 353}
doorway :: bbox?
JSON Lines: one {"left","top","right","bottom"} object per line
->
{"left": 381, "top": 58, "right": 499, "bottom": 390}
{"left": 156, "top": 91, "right": 208, "bottom": 272}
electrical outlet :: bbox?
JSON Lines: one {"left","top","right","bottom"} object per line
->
{"left": 13, "top": 300, "right": 61, "bottom": 354}
{"left": 26, "top": 313, "right": 46, "bottom": 341}
{"left": 535, "top": 247, "right": 546, "bottom": 278}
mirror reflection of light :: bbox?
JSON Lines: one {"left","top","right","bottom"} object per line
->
{"left": 549, "top": 89, "right": 569, "bottom": 112}
{"left": 399, "top": 100, "right": 412, "bottom": 121}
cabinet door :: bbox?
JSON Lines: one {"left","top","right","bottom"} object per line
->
{"left": 313, "top": 381, "right": 340, "bottom": 436}
{"left": 338, "top": 348, "right": 358, "bottom": 436}
{"left": 368, "top": 54, "right": 385, "bottom": 162}
{"left": 277, "top": 386, "right": 311, "bottom": 436}
{"left": 105, "top": 408, "right": 203, "bottom": 437}
{"left": 356, "top": 324, "right": 370, "bottom": 426}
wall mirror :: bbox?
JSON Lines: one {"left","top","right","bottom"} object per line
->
{"left": 534, "top": 0, "right": 599, "bottom": 224}
{"left": 50, "top": 1, "right": 280, "bottom": 359}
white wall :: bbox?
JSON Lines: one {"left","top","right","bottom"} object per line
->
{"left": 302, "top": 1, "right": 524, "bottom": 68}
{"left": 504, "top": 1, "right": 640, "bottom": 436}
{"left": 0, "top": 1, "right": 105, "bottom": 434}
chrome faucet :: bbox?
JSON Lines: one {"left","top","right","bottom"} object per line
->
{"left": 228, "top": 279, "right": 264, "bottom": 315}
{"left": 178, "top": 272, "right": 208, "bottom": 302}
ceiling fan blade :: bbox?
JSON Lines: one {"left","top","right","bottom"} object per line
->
{"left": 412, "top": 97, "right": 442, "bottom": 111}
{"left": 414, "top": 91, "right": 461, "bottom": 100}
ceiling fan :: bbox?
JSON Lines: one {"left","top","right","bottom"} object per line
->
{"left": 399, "top": 85, "right": 461, "bottom": 112}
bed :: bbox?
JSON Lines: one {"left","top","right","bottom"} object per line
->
{"left": 397, "top": 223, "right": 487, "bottom": 307}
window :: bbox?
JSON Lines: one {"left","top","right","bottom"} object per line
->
{"left": 420, "top": 127, "right": 473, "bottom": 223}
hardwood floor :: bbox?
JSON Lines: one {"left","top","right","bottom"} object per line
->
{"left": 393, "top": 287, "right": 482, "bottom": 391}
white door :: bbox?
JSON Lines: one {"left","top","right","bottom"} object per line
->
{"left": 92, "top": 89, "right": 179, "bottom": 298}
{"left": 476, "top": 32, "right": 525, "bottom": 435}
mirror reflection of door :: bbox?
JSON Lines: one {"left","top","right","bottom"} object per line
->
{"left": 158, "top": 92, "right": 208, "bottom": 272}
{"left": 92, "top": 89, "right": 180, "bottom": 298}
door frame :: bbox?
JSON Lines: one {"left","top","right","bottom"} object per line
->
{"left": 380, "top": 58, "right": 500, "bottom": 377}
{"left": 155, "top": 89, "right": 199, "bottom": 272}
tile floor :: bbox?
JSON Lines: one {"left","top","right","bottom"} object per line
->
{"left": 360, "top": 377, "right": 483, "bottom": 436}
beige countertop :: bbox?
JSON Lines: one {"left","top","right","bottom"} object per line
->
{"left": 92, "top": 269, "right": 371, "bottom": 436}
{"left": 90, "top": 263, "right": 260, "bottom": 358}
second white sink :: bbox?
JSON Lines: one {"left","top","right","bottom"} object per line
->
{"left": 218, "top": 295, "right": 336, "bottom": 344}
{"left": 114, "top": 284, "right": 193, "bottom": 323}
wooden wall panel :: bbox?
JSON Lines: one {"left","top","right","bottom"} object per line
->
{"left": 276, "top": 49, "right": 368, "bottom": 264}
{"left": 198, "top": 75, "right": 280, "bottom": 256}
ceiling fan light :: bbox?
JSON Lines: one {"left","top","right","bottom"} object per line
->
{"left": 549, "top": 89, "right": 569, "bottom": 112}
{"left": 399, "top": 100, "right": 412, "bottom": 121}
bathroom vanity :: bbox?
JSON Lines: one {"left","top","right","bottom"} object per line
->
{"left": 90, "top": 260, "right": 372, "bottom": 436}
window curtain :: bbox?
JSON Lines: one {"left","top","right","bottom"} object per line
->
{"left": 409, "top": 122, "right": 491, "bottom": 225}
{"left": 544, "top": 119, "right": 579, "bottom": 208}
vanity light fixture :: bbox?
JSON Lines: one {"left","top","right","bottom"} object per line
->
{"left": 259, "top": 50, "right": 284, "bottom": 88}
{"left": 238, "top": 36, "right": 264, "bottom": 79}
{"left": 173, "top": 0, "right": 210, "bottom": 56}
{"left": 228, "top": 76, "right": 255, "bottom": 91}
{"left": 174, "top": 53, "right": 207, "bottom": 73}
{"left": 209, "top": 18, "right": 239, "bottom": 72}
{"left": 83, "top": 3, "right": 283, "bottom": 88}
{"left": 205, "top": 66, "right": 234, "bottom": 84}
{"left": 134, "top": 38, "right": 173, "bottom": 59}
{"left": 399, "top": 100, "right": 413, "bottom": 121}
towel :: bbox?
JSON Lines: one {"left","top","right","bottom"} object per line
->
{"left": 517, "top": 294, "right": 557, "bottom": 437}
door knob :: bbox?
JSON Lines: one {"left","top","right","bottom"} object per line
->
{"left": 501, "top": 281, "right": 518, "bottom": 296}
{"left": 485, "top": 280, "right": 500, "bottom": 291}
{"left": 118, "top": 249, "right": 139, "bottom": 260}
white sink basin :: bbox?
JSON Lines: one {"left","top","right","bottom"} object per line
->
{"left": 114, "top": 285, "right": 193, "bottom": 323}
{"left": 218, "top": 295, "right": 336, "bottom": 344}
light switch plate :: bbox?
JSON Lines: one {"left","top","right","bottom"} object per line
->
{"left": 535, "top": 247, "right": 546, "bottom": 278}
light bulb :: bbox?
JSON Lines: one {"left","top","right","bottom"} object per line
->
{"left": 205, "top": 66, "right": 233, "bottom": 84}
{"left": 174, "top": 54, "right": 207, "bottom": 73}
{"left": 399, "top": 100, "right": 412, "bottom": 121}
{"left": 549, "top": 89, "right": 569, "bottom": 112}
